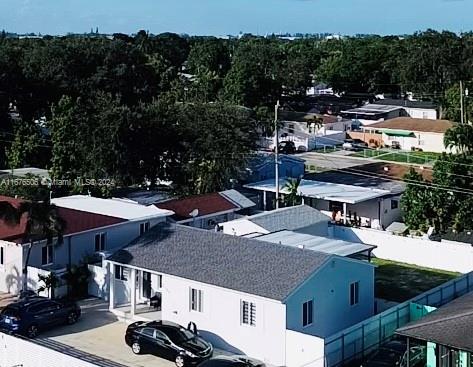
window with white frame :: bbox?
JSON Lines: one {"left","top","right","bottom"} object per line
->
{"left": 140, "top": 222, "right": 150, "bottom": 235}
{"left": 350, "top": 281, "right": 360, "bottom": 306}
{"left": 241, "top": 300, "right": 256, "bottom": 326}
{"left": 114, "top": 265, "right": 128, "bottom": 281}
{"left": 189, "top": 288, "right": 203, "bottom": 312}
{"left": 0, "top": 246, "right": 4, "bottom": 267}
{"left": 41, "top": 244, "right": 53, "bottom": 265}
{"left": 302, "top": 299, "right": 313, "bottom": 327}
{"left": 95, "top": 232, "right": 106, "bottom": 252}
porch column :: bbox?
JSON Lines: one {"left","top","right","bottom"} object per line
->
{"left": 109, "top": 263, "right": 115, "bottom": 311}
{"left": 343, "top": 202, "right": 347, "bottom": 225}
{"left": 130, "top": 268, "right": 137, "bottom": 317}
{"left": 301, "top": 196, "right": 305, "bottom": 205}
{"left": 263, "top": 191, "right": 267, "bottom": 211}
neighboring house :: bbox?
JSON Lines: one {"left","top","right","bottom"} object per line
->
{"left": 244, "top": 153, "right": 305, "bottom": 183}
{"left": 221, "top": 205, "right": 330, "bottom": 237}
{"left": 276, "top": 112, "right": 352, "bottom": 151}
{"left": 0, "top": 167, "right": 50, "bottom": 179}
{"left": 396, "top": 291, "right": 473, "bottom": 367}
{"left": 221, "top": 206, "right": 376, "bottom": 259}
{"left": 244, "top": 178, "right": 402, "bottom": 229}
{"left": 155, "top": 190, "right": 255, "bottom": 229}
{"left": 341, "top": 104, "right": 406, "bottom": 127}
{"left": 106, "top": 223, "right": 375, "bottom": 366}
{"left": 365, "top": 117, "right": 456, "bottom": 153}
{"left": 374, "top": 99, "right": 438, "bottom": 120}
{"left": 0, "top": 195, "right": 173, "bottom": 295}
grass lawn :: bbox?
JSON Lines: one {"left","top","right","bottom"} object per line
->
{"left": 373, "top": 258, "right": 460, "bottom": 302}
{"left": 352, "top": 149, "right": 441, "bottom": 164}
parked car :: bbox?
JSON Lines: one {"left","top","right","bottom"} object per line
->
{"left": 199, "top": 355, "right": 265, "bottom": 367}
{"left": 274, "top": 141, "right": 296, "bottom": 154}
{"left": 125, "top": 320, "right": 213, "bottom": 367}
{"left": 0, "top": 297, "right": 81, "bottom": 338}
{"left": 342, "top": 139, "right": 368, "bottom": 151}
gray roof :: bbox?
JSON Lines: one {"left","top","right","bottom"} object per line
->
{"left": 108, "top": 223, "right": 332, "bottom": 301}
{"left": 374, "top": 99, "right": 437, "bottom": 110}
{"left": 396, "top": 291, "right": 473, "bottom": 352}
{"left": 219, "top": 189, "right": 255, "bottom": 209}
{"left": 248, "top": 205, "right": 329, "bottom": 232}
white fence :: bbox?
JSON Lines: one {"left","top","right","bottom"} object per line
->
{"left": 333, "top": 226, "right": 473, "bottom": 273}
{"left": 88, "top": 263, "right": 110, "bottom": 300}
{"left": 0, "top": 332, "right": 100, "bottom": 367}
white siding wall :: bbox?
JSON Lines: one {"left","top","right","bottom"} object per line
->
{"left": 285, "top": 330, "right": 325, "bottom": 367}
{"left": 285, "top": 258, "right": 374, "bottom": 338}
{"left": 0, "top": 240, "right": 23, "bottom": 293}
{"left": 404, "top": 107, "right": 437, "bottom": 120}
{"left": 160, "top": 275, "right": 287, "bottom": 366}
{"left": 382, "top": 132, "right": 446, "bottom": 153}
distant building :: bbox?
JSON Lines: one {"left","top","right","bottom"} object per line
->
{"left": 244, "top": 153, "right": 305, "bottom": 183}
{"left": 341, "top": 104, "right": 406, "bottom": 127}
{"left": 374, "top": 99, "right": 438, "bottom": 120}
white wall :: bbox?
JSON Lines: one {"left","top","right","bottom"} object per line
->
{"left": 159, "top": 274, "right": 287, "bottom": 366}
{"left": 0, "top": 240, "right": 23, "bottom": 294}
{"left": 285, "top": 330, "right": 325, "bottom": 367}
{"left": 382, "top": 132, "right": 446, "bottom": 153}
{"left": 0, "top": 332, "right": 98, "bottom": 367}
{"left": 88, "top": 263, "right": 109, "bottom": 300}
{"left": 285, "top": 258, "right": 374, "bottom": 338}
{"left": 221, "top": 219, "right": 269, "bottom": 236}
{"left": 404, "top": 107, "right": 437, "bottom": 120}
{"left": 333, "top": 227, "right": 473, "bottom": 273}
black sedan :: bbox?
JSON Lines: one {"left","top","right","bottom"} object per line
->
{"left": 0, "top": 296, "right": 81, "bottom": 338}
{"left": 125, "top": 320, "right": 213, "bottom": 366}
{"left": 199, "top": 355, "right": 265, "bottom": 367}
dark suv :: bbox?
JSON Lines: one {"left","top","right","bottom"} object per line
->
{"left": 0, "top": 297, "right": 81, "bottom": 338}
{"left": 125, "top": 320, "right": 213, "bottom": 367}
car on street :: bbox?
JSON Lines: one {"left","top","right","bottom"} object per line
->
{"left": 199, "top": 355, "right": 265, "bottom": 367}
{"left": 125, "top": 320, "right": 213, "bottom": 367}
{"left": 0, "top": 296, "right": 81, "bottom": 338}
{"left": 342, "top": 139, "right": 368, "bottom": 151}
{"left": 274, "top": 141, "right": 297, "bottom": 154}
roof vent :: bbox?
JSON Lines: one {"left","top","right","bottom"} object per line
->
{"left": 298, "top": 244, "right": 305, "bottom": 250}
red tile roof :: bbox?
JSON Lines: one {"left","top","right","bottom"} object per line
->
{"left": 155, "top": 193, "right": 238, "bottom": 221}
{"left": 0, "top": 196, "right": 126, "bottom": 242}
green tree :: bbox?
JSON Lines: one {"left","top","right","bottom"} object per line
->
{"left": 444, "top": 124, "right": 473, "bottom": 154}
{"left": 283, "top": 177, "right": 302, "bottom": 207}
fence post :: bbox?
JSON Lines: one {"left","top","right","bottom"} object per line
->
{"left": 341, "top": 334, "right": 345, "bottom": 364}
{"left": 396, "top": 308, "right": 400, "bottom": 329}
{"left": 361, "top": 324, "right": 365, "bottom": 359}
{"left": 378, "top": 317, "right": 382, "bottom": 345}
{"left": 467, "top": 274, "right": 471, "bottom": 291}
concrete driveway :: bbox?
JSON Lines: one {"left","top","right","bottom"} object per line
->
{"left": 39, "top": 298, "right": 174, "bottom": 367}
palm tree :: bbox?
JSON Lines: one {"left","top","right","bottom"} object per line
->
{"left": 1, "top": 199, "right": 66, "bottom": 292}
{"left": 283, "top": 177, "right": 302, "bottom": 207}
{"left": 444, "top": 124, "right": 473, "bottom": 154}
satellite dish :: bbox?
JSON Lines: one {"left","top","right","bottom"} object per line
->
{"left": 189, "top": 208, "right": 199, "bottom": 218}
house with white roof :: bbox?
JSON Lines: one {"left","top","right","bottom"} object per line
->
{"left": 106, "top": 222, "right": 375, "bottom": 366}
{"left": 0, "top": 195, "right": 173, "bottom": 295}
{"left": 244, "top": 179, "right": 401, "bottom": 229}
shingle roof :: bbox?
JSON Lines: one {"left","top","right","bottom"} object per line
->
{"left": 396, "top": 291, "right": 473, "bottom": 352}
{"left": 247, "top": 205, "right": 329, "bottom": 232}
{"left": 108, "top": 222, "right": 332, "bottom": 301}
{"left": 369, "top": 117, "right": 455, "bottom": 134}
{"left": 0, "top": 196, "right": 126, "bottom": 242}
{"left": 155, "top": 193, "right": 239, "bottom": 221}
{"left": 374, "top": 99, "right": 438, "bottom": 109}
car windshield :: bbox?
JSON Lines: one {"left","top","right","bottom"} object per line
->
{"left": 1, "top": 307, "right": 19, "bottom": 318}
{"left": 165, "top": 327, "right": 195, "bottom": 343}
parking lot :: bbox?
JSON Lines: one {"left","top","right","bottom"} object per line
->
{"left": 38, "top": 298, "right": 175, "bottom": 367}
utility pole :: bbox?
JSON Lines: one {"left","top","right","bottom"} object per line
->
{"left": 275, "top": 100, "right": 280, "bottom": 209}
{"left": 460, "top": 81, "right": 464, "bottom": 124}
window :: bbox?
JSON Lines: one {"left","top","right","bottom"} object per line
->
{"left": 190, "top": 288, "right": 203, "bottom": 312}
{"left": 114, "top": 265, "right": 128, "bottom": 281}
{"left": 241, "top": 301, "right": 256, "bottom": 326}
{"left": 0, "top": 246, "right": 4, "bottom": 266}
{"left": 288, "top": 124, "right": 295, "bottom": 134}
{"left": 140, "top": 327, "right": 156, "bottom": 338}
{"left": 391, "top": 199, "right": 399, "bottom": 210}
{"left": 41, "top": 244, "right": 53, "bottom": 265}
{"left": 95, "top": 233, "right": 106, "bottom": 252}
{"left": 350, "top": 281, "right": 360, "bottom": 306}
{"left": 140, "top": 222, "right": 150, "bottom": 235}
{"left": 302, "top": 300, "right": 313, "bottom": 327}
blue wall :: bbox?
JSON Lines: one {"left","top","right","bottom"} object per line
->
{"left": 285, "top": 257, "right": 375, "bottom": 338}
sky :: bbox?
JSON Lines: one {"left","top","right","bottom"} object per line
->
{"left": 0, "top": 0, "right": 472, "bottom": 36}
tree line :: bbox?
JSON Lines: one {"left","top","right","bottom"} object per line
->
{"left": 1, "top": 29, "right": 473, "bottom": 199}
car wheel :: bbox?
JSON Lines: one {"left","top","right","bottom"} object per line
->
{"left": 67, "top": 312, "right": 78, "bottom": 325}
{"left": 131, "top": 342, "right": 141, "bottom": 355}
{"left": 175, "top": 354, "right": 185, "bottom": 367}
{"left": 26, "top": 324, "right": 39, "bottom": 338}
